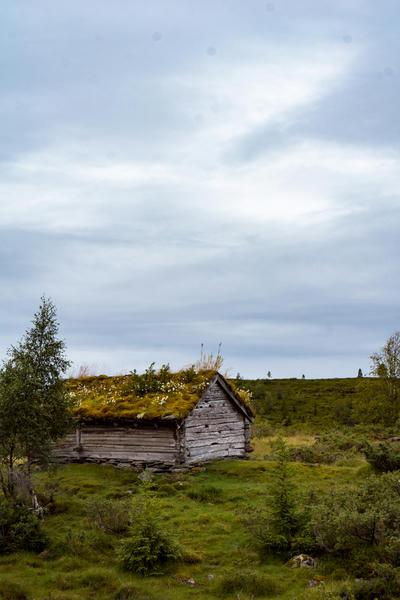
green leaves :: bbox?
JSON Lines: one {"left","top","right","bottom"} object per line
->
{"left": 309, "top": 472, "right": 400, "bottom": 558}
{"left": 369, "top": 332, "right": 400, "bottom": 424}
{"left": 117, "top": 476, "right": 180, "bottom": 575}
{"left": 270, "top": 435, "right": 298, "bottom": 536}
{"left": 0, "top": 297, "right": 73, "bottom": 496}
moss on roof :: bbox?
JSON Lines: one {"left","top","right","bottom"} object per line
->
{"left": 67, "top": 369, "right": 253, "bottom": 423}
{"left": 69, "top": 369, "right": 213, "bottom": 422}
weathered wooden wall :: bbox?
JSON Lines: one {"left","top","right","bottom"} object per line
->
{"left": 53, "top": 423, "right": 178, "bottom": 468}
{"left": 183, "top": 381, "right": 246, "bottom": 463}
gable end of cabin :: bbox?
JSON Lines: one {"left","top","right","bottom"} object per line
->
{"left": 182, "top": 377, "right": 251, "bottom": 464}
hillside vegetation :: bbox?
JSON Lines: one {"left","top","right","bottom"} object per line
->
{"left": 241, "top": 377, "right": 394, "bottom": 430}
{"left": 0, "top": 455, "right": 373, "bottom": 600}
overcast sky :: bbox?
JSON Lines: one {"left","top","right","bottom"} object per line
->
{"left": 1, "top": 0, "right": 399, "bottom": 378}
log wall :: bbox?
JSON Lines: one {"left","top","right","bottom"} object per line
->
{"left": 183, "top": 381, "right": 246, "bottom": 463}
{"left": 52, "top": 423, "right": 178, "bottom": 468}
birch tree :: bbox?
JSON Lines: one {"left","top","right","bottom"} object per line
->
{"left": 0, "top": 297, "right": 73, "bottom": 499}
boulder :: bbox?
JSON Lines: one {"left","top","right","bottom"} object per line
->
{"left": 285, "top": 554, "right": 316, "bottom": 568}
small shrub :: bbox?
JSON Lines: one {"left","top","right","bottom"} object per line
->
{"left": 350, "top": 578, "right": 392, "bottom": 600}
{"left": 269, "top": 435, "right": 299, "bottom": 535}
{"left": 0, "top": 580, "right": 28, "bottom": 600}
{"left": 289, "top": 444, "right": 341, "bottom": 464}
{"left": 243, "top": 437, "right": 311, "bottom": 558}
{"left": 187, "top": 485, "right": 224, "bottom": 503}
{"left": 309, "top": 472, "right": 400, "bottom": 570}
{"left": 118, "top": 473, "right": 181, "bottom": 575}
{"left": 118, "top": 515, "right": 180, "bottom": 575}
{"left": 289, "top": 530, "right": 319, "bottom": 555}
{"left": 362, "top": 441, "right": 400, "bottom": 472}
{"left": 179, "top": 365, "right": 197, "bottom": 383}
{"left": 124, "top": 363, "right": 170, "bottom": 397}
{"left": 380, "top": 536, "right": 400, "bottom": 566}
{"left": 216, "top": 570, "right": 279, "bottom": 597}
{"left": 319, "top": 430, "right": 365, "bottom": 452}
{"left": 153, "top": 482, "right": 177, "bottom": 497}
{"left": 0, "top": 499, "right": 48, "bottom": 554}
{"left": 86, "top": 498, "right": 131, "bottom": 534}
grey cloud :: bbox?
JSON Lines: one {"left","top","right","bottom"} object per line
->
{"left": 2, "top": 196, "right": 397, "bottom": 376}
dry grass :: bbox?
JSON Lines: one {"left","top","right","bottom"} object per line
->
{"left": 251, "top": 432, "right": 315, "bottom": 460}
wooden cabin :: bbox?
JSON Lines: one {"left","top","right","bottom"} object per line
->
{"left": 54, "top": 371, "right": 254, "bottom": 470}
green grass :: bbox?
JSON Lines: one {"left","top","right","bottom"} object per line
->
{"left": 0, "top": 448, "right": 373, "bottom": 600}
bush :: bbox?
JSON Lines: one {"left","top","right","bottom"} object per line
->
{"left": 118, "top": 515, "right": 180, "bottom": 575}
{"left": 269, "top": 435, "right": 298, "bottom": 535}
{"left": 289, "top": 431, "right": 365, "bottom": 465}
{"left": 124, "top": 363, "right": 171, "bottom": 397}
{"left": 0, "top": 499, "right": 48, "bottom": 554}
{"left": 0, "top": 580, "right": 28, "bottom": 600}
{"left": 243, "top": 436, "right": 313, "bottom": 558}
{"left": 258, "top": 529, "right": 290, "bottom": 555}
{"left": 216, "top": 570, "right": 279, "bottom": 597}
{"left": 349, "top": 576, "right": 399, "bottom": 600}
{"left": 289, "top": 443, "right": 341, "bottom": 465}
{"left": 118, "top": 475, "right": 180, "bottom": 575}
{"left": 86, "top": 498, "right": 131, "bottom": 534}
{"left": 242, "top": 507, "right": 317, "bottom": 558}
{"left": 318, "top": 430, "right": 365, "bottom": 452}
{"left": 362, "top": 441, "right": 400, "bottom": 472}
{"left": 309, "top": 472, "right": 400, "bottom": 567}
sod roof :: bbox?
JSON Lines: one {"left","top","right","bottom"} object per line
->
{"left": 68, "top": 370, "right": 253, "bottom": 423}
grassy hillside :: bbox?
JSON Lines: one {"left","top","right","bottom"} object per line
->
{"left": 240, "top": 377, "right": 386, "bottom": 430}
{"left": 0, "top": 453, "right": 369, "bottom": 600}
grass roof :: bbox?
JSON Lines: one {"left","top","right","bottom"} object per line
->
{"left": 68, "top": 368, "right": 252, "bottom": 423}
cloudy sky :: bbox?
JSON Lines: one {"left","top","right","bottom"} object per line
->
{"left": 1, "top": 0, "right": 399, "bottom": 378}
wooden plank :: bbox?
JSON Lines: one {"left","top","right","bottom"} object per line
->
{"left": 185, "top": 422, "right": 243, "bottom": 431}
{"left": 81, "top": 435, "right": 175, "bottom": 442}
{"left": 79, "top": 445, "right": 176, "bottom": 451}
{"left": 80, "top": 436, "right": 176, "bottom": 444}
{"left": 189, "top": 444, "right": 244, "bottom": 456}
{"left": 187, "top": 450, "right": 243, "bottom": 463}
{"left": 185, "top": 433, "right": 245, "bottom": 444}
{"left": 79, "top": 452, "right": 175, "bottom": 461}
{"left": 188, "top": 441, "right": 244, "bottom": 451}
{"left": 188, "top": 445, "right": 244, "bottom": 456}
{"left": 185, "top": 418, "right": 242, "bottom": 428}
{"left": 185, "top": 425, "right": 244, "bottom": 437}
{"left": 81, "top": 431, "right": 174, "bottom": 440}
{"left": 81, "top": 431, "right": 174, "bottom": 439}
{"left": 81, "top": 440, "right": 176, "bottom": 449}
